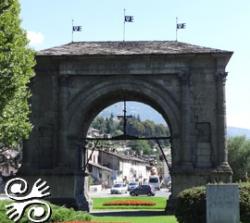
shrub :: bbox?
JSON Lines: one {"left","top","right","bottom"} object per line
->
{"left": 239, "top": 182, "right": 250, "bottom": 222}
{"left": 175, "top": 186, "right": 206, "bottom": 223}
{"left": 49, "top": 204, "right": 92, "bottom": 222}
{"left": 175, "top": 183, "right": 250, "bottom": 223}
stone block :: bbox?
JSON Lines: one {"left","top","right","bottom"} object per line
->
{"left": 206, "top": 184, "right": 239, "bottom": 223}
{"left": 197, "top": 142, "right": 211, "bottom": 156}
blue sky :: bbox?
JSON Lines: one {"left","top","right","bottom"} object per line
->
{"left": 20, "top": 0, "right": 250, "bottom": 129}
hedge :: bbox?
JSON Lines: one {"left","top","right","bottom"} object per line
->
{"left": 175, "top": 186, "right": 206, "bottom": 223}
{"left": 175, "top": 182, "right": 250, "bottom": 223}
{"left": 0, "top": 200, "right": 91, "bottom": 223}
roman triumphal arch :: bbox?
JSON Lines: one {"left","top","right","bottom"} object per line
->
{"left": 20, "top": 41, "right": 233, "bottom": 210}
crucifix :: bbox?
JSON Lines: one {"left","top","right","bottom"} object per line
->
{"left": 117, "top": 100, "right": 132, "bottom": 138}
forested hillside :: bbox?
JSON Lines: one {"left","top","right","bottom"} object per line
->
{"left": 90, "top": 114, "right": 170, "bottom": 155}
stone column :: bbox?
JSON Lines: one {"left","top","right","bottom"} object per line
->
{"left": 58, "top": 75, "right": 70, "bottom": 168}
{"left": 50, "top": 74, "right": 59, "bottom": 168}
{"left": 179, "top": 72, "right": 193, "bottom": 169}
{"left": 216, "top": 72, "right": 231, "bottom": 171}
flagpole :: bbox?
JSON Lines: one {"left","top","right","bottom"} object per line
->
{"left": 123, "top": 8, "right": 126, "bottom": 42}
{"left": 72, "top": 19, "right": 74, "bottom": 42}
{"left": 176, "top": 17, "right": 178, "bottom": 42}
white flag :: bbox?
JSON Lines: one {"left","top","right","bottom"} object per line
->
{"left": 177, "top": 23, "right": 186, "bottom": 29}
{"left": 124, "top": 16, "right": 134, "bottom": 22}
{"left": 73, "top": 26, "right": 82, "bottom": 32}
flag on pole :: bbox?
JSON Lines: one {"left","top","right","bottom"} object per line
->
{"left": 177, "top": 23, "right": 186, "bottom": 29}
{"left": 124, "top": 16, "right": 134, "bottom": 22}
{"left": 72, "top": 26, "right": 82, "bottom": 32}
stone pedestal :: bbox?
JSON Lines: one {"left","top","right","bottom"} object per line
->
{"left": 166, "top": 169, "right": 232, "bottom": 212}
{"left": 18, "top": 170, "right": 89, "bottom": 211}
{"left": 206, "top": 184, "right": 239, "bottom": 223}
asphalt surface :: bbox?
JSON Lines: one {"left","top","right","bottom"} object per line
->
{"left": 89, "top": 188, "right": 171, "bottom": 198}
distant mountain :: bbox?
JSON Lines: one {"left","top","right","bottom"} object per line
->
{"left": 98, "top": 102, "right": 250, "bottom": 138}
{"left": 227, "top": 127, "right": 250, "bottom": 138}
{"left": 99, "top": 102, "right": 166, "bottom": 125}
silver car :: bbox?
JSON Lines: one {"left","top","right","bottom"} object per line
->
{"left": 110, "top": 183, "right": 127, "bottom": 194}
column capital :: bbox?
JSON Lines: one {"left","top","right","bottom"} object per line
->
{"left": 215, "top": 72, "right": 228, "bottom": 84}
{"left": 178, "top": 72, "right": 191, "bottom": 85}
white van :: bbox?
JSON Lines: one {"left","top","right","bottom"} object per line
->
{"left": 148, "top": 175, "right": 161, "bottom": 190}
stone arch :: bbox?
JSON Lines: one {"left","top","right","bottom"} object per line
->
{"left": 67, "top": 78, "right": 181, "bottom": 166}
{"left": 21, "top": 41, "right": 233, "bottom": 211}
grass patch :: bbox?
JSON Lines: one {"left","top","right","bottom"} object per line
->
{"left": 93, "top": 197, "right": 166, "bottom": 210}
{"left": 0, "top": 199, "right": 177, "bottom": 223}
{"left": 92, "top": 215, "right": 178, "bottom": 223}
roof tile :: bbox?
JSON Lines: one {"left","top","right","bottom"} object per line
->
{"left": 37, "top": 41, "right": 232, "bottom": 56}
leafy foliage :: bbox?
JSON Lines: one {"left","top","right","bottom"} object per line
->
{"left": 0, "top": 200, "right": 92, "bottom": 222}
{"left": 90, "top": 114, "right": 170, "bottom": 155}
{"left": 240, "top": 182, "right": 250, "bottom": 223}
{"left": 91, "top": 115, "right": 169, "bottom": 138}
{"left": 0, "top": 0, "right": 35, "bottom": 147}
{"left": 175, "top": 187, "right": 206, "bottom": 223}
{"left": 228, "top": 136, "right": 250, "bottom": 182}
{"left": 128, "top": 140, "right": 151, "bottom": 155}
{"left": 175, "top": 183, "right": 250, "bottom": 223}
{"left": 49, "top": 203, "right": 92, "bottom": 222}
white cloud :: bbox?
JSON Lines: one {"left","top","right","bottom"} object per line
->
{"left": 27, "top": 31, "right": 44, "bottom": 46}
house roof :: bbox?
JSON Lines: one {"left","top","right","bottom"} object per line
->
{"left": 37, "top": 41, "right": 233, "bottom": 56}
{"left": 89, "top": 161, "right": 113, "bottom": 172}
{"left": 101, "top": 150, "right": 148, "bottom": 164}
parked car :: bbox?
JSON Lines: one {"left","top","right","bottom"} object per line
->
{"left": 148, "top": 175, "right": 161, "bottom": 190}
{"left": 127, "top": 182, "right": 138, "bottom": 191}
{"left": 130, "top": 184, "right": 155, "bottom": 196}
{"left": 110, "top": 183, "right": 127, "bottom": 194}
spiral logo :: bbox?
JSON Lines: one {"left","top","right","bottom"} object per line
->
{"left": 5, "top": 177, "right": 52, "bottom": 222}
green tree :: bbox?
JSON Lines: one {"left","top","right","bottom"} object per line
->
{"left": 143, "top": 120, "right": 155, "bottom": 137}
{"left": 91, "top": 116, "right": 107, "bottom": 134}
{"left": 127, "top": 118, "right": 145, "bottom": 136}
{"left": 128, "top": 140, "right": 151, "bottom": 155}
{"left": 0, "top": 0, "right": 35, "bottom": 147}
{"left": 106, "top": 114, "right": 116, "bottom": 134}
{"left": 228, "top": 136, "right": 250, "bottom": 182}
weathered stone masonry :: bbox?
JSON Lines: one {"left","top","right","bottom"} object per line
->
{"left": 20, "top": 41, "right": 233, "bottom": 210}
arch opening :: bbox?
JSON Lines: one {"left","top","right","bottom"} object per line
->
{"left": 67, "top": 80, "right": 180, "bottom": 143}
{"left": 83, "top": 100, "right": 172, "bottom": 208}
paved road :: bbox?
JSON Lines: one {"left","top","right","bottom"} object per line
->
{"left": 89, "top": 188, "right": 171, "bottom": 198}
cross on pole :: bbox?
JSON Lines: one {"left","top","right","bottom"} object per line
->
{"left": 117, "top": 100, "right": 132, "bottom": 137}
